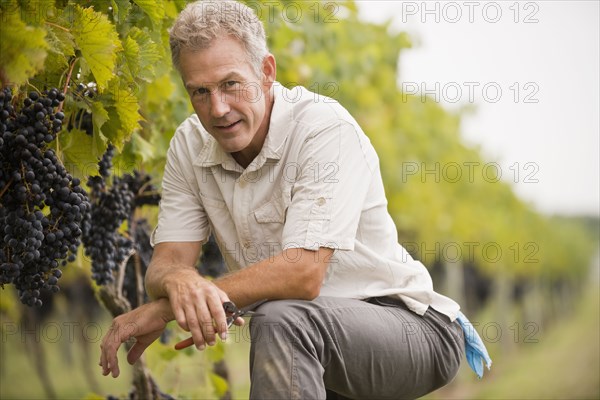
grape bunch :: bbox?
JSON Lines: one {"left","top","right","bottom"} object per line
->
{"left": 0, "top": 87, "right": 90, "bottom": 306}
{"left": 82, "top": 145, "right": 134, "bottom": 285}
{"left": 122, "top": 218, "right": 153, "bottom": 308}
{"left": 82, "top": 146, "right": 160, "bottom": 286}
{"left": 199, "top": 235, "right": 227, "bottom": 278}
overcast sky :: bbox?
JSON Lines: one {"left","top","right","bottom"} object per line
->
{"left": 356, "top": 0, "right": 599, "bottom": 216}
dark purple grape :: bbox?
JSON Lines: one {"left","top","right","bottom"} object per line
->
{"left": 0, "top": 87, "right": 90, "bottom": 307}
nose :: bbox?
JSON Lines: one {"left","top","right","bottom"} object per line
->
{"left": 209, "top": 90, "right": 230, "bottom": 119}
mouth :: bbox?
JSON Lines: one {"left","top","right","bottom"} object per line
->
{"left": 214, "top": 120, "right": 241, "bottom": 130}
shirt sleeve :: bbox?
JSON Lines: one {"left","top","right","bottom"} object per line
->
{"left": 151, "top": 134, "right": 210, "bottom": 246}
{"left": 282, "top": 120, "right": 377, "bottom": 252}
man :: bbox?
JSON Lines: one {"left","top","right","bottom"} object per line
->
{"left": 99, "top": 1, "right": 477, "bottom": 398}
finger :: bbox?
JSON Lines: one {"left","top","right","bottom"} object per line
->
{"left": 233, "top": 316, "right": 245, "bottom": 326}
{"left": 109, "top": 353, "right": 121, "bottom": 378}
{"left": 208, "top": 293, "right": 228, "bottom": 341}
{"left": 174, "top": 336, "right": 194, "bottom": 350}
{"left": 171, "top": 297, "right": 189, "bottom": 332}
{"left": 127, "top": 341, "right": 151, "bottom": 364}
{"left": 100, "top": 337, "right": 108, "bottom": 372}
{"left": 183, "top": 304, "right": 206, "bottom": 349}
{"left": 101, "top": 339, "right": 121, "bottom": 378}
{"left": 197, "top": 302, "right": 217, "bottom": 347}
{"left": 105, "top": 335, "right": 122, "bottom": 378}
{"left": 100, "top": 329, "right": 121, "bottom": 376}
{"left": 104, "top": 319, "right": 138, "bottom": 378}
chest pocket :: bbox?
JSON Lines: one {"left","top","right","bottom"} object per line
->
{"left": 254, "top": 199, "right": 285, "bottom": 223}
{"left": 253, "top": 182, "right": 291, "bottom": 224}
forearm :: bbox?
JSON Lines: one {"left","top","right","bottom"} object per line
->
{"left": 145, "top": 242, "right": 202, "bottom": 299}
{"left": 215, "top": 247, "right": 332, "bottom": 308}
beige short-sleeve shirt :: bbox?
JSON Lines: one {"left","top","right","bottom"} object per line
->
{"left": 152, "top": 83, "right": 460, "bottom": 320}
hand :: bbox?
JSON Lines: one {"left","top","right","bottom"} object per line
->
{"left": 99, "top": 298, "right": 173, "bottom": 378}
{"left": 163, "top": 268, "right": 231, "bottom": 350}
{"left": 174, "top": 315, "right": 245, "bottom": 350}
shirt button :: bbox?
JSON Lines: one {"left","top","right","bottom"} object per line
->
{"left": 316, "top": 197, "right": 326, "bottom": 206}
{"left": 243, "top": 241, "right": 251, "bottom": 248}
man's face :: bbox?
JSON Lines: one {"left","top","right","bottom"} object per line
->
{"left": 178, "top": 36, "right": 274, "bottom": 163}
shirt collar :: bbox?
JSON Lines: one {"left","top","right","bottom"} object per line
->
{"left": 193, "top": 82, "right": 292, "bottom": 171}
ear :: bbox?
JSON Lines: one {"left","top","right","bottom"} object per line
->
{"left": 261, "top": 53, "right": 276, "bottom": 90}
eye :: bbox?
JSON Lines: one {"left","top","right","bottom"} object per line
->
{"left": 224, "top": 81, "right": 239, "bottom": 88}
{"left": 195, "top": 87, "right": 210, "bottom": 96}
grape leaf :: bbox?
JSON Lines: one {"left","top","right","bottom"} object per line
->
{"left": 205, "top": 340, "right": 225, "bottom": 363}
{"left": 158, "top": 346, "right": 178, "bottom": 362}
{"left": 209, "top": 372, "right": 229, "bottom": 398}
{"left": 101, "top": 82, "right": 142, "bottom": 151}
{"left": 130, "top": 134, "right": 155, "bottom": 164}
{"left": 45, "top": 25, "right": 76, "bottom": 70}
{"left": 90, "top": 101, "right": 109, "bottom": 131}
{"left": 0, "top": 13, "right": 48, "bottom": 86}
{"left": 129, "top": 27, "right": 162, "bottom": 82}
{"left": 81, "top": 394, "right": 104, "bottom": 400}
{"left": 71, "top": 6, "right": 121, "bottom": 91}
{"left": 110, "top": 0, "right": 132, "bottom": 26}
{"left": 59, "top": 129, "right": 106, "bottom": 180}
{"left": 121, "top": 36, "right": 141, "bottom": 82}
{"left": 132, "top": 0, "right": 165, "bottom": 28}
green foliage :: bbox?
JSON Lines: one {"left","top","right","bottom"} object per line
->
{"left": 1, "top": 0, "right": 594, "bottom": 287}
{"left": 249, "top": 0, "right": 596, "bottom": 282}
{"left": 59, "top": 128, "right": 102, "bottom": 177}
{"left": 1, "top": 0, "right": 596, "bottom": 396}
{"left": 71, "top": 5, "right": 121, "bottom": 91}
{"left": 1, "top": 0, "right": 183, "bottom": 181}
{"left": 209, "top": 372, "right": 229, "bottom": 398}
{"left": 0, "top": 8, "right": 48, "bottom": 86}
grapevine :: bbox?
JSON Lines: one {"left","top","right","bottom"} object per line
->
{"left": 0, "top": 87, "right": 90, "bottom": 307}
{"left": 82, "top": 146, "right": 160, "bottom": 287}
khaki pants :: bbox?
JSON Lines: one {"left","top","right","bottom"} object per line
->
{"left": 249, "top": 296, "right": 464, "bottom": 400}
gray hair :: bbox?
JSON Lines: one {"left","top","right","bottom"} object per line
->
{"left": 169, "top": 0, "right": 269, "bottom": 78}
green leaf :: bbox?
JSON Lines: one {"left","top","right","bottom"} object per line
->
{"left": 0, "top": 13, "right": 48, "bottom": 86}
{"left": 111, "top": 0, "right": 132, "bottom": 26}
{"left": 205, "top": 341, "right": 225, "bottom": 363}
{"left": 145, "top": 73, "right": 176, "bottom": 106}
{"left": 130, "top": 134, "right": 155, "bottom": 164}
{"left": 121, "top": 35, "right": 140, "bottom": 81}
{"left": 90, "top": 101, "right": 109, "bottom": 130}
{"left": 132, "top": 0, "right": 165, "bottom": 28}
{"left": 129, "top": 27, "right": 162, "bottom": 82}
{"left": 115, "top": 132, "right": 154, "bottom": 171}
{"left": 71, "top": 6, "right": 121, "bottom": 91}
{"left": 81, "top": 393, "right": 105, "bottom": 400}
{"left": 59, "top": 129, "right": 107, "bottom": 180}
{"left": 101, "top": 81, "right": 142, "bottom": 151}
{"left": 31, "top": 22, "right": 75, "bottom": 89}
{"left": 45, "top": 24, "right": 76, "bottom": 69}
{"left": 158, "top": 346, "right": 178, "bottom": 362}
{"left": 209, "top": 372, "right": 229, "bottom": 398}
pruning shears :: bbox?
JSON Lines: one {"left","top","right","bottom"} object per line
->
{"left": 224, "top": 300, "right": 266, "bottom": 328}
{"left": 174, "top": 300, "right": 266, "bottom": 350}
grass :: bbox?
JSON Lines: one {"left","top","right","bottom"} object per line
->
{"left": 0, "top": 308, "right": 252, "bottom": 400}
{"left": 428, "top": 284, "right": 600, "bottom": 400}
{"left": 1, "top": 284, "right": 598, "bottom": 399}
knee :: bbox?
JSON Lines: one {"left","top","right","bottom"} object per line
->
{"left": 253, "top": 299, "right": 311, "bottom": 325}
{"left": 249, "top": 299, "right": 310, "bottom": 343}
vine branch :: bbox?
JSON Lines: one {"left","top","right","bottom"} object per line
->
{"left": 44, "top": 21, "right": 70, "bottom": 32}
{"left": 58, "top": 57, "right": 77, "bottom": 113}
{"left": 0, "top": 178, "right": 14, "bottom": 199}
